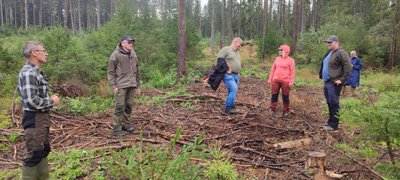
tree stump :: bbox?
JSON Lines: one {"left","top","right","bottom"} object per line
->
{"left": 305, "top": 151, "right": 328, "bottom": 180}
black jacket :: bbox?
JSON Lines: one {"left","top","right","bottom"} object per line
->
{"left": 207, "top": 58, "right": 228, "bottom": 91}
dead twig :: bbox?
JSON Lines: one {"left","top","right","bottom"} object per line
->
{"left": 232, "top": 146, "right": 276, "bottom": 159}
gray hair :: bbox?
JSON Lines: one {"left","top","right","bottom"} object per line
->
{"left": 23, "top": 41, "right": 44, "bottom": 58}
{"left": 350, "top": 50, "right": 357, "bottom": 57}
{"left": 232, "top": 37, "right": 243, "bottom": 44}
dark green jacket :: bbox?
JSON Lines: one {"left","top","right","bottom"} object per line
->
{"left": 107, "top": 46, "right": 140, "bottom": 89}
{"left": 319, "top": 48, "right": 352, "bottom": 83}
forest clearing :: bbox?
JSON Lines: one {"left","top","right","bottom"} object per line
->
{"left": 0, "top": 0, "right": 399, "bottom": 179}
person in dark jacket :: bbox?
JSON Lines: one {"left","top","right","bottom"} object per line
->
{"left": 319, "top": 35, "right": 352, "bottom": 131}
{"left": 18, "top": 41, "right": 61, "bottom": 179}
{"left": 108, "top": 36, "right": 141, "bottom": 136}
{"left": 217, "top": 37, "right": 243, "bottom": 114}
{"left": 342, "top": 50, "right": 363, "bottom": 96}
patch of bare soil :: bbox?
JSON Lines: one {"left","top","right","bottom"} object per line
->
{"left": 1, "top": 77, "right": 382, "bottom": 179}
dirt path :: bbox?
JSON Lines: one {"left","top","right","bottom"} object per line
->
{"left": 1, "top": 76, "right": 380, "bottom": 179}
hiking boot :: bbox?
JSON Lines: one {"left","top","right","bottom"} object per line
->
{"left": 112, "top": 130, "right": 126, "bottom": 137}
{"left": 323, "top": 125, "right": 338, "bottom": 131}
{"left": 122, "top": 126, "right": 134, "bottom": 133}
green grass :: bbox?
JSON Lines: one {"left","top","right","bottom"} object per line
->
{"left": 56, "top": 96, "right": 114, "bottom": 115}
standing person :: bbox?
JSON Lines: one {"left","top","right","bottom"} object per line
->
{"left": 268, "top": 45, "right": 295, "bottom": 117}
{"left": 18, "top": 41, "right": 61, "bottom": 179}
{"left": 319, "top": 35, "right": 352, "bottom": 131}
{"left": 343, "top": 50, "right": 363, "bottom": 96}
{"left": 108, "top": 36, "right": 141, "bottom": 136}
{"left": 218, "top": 37, "right": 243, "bottom": 115}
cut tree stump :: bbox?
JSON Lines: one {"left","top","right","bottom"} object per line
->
{"left": 273, "top": 137, "right": 312, "bottom": 149}
{"left": 305, "top": 151, "right": 327, "bottom": 180}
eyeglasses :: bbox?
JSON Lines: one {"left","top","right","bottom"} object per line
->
{"left": 35, "top": 49, "right": 47, "bottom": 53}
{"left": 326, "top": 41, "right": 333, "bottom": 44}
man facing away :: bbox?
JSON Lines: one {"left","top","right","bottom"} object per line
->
{"left": 319, "top": 35, "right": 352, "bottom": 131}
{"left": 18, "top": 41, "right": 61, "bottom": 179}
{"left": 217, "top": 37, "right": 243, "bottom": 115}
{"left": 108, "top": 36, "right": 141, "bottom": 136}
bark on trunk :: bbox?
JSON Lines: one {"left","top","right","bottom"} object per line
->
{"left": 178, "top": 0, "right": 187, "bottom": 77}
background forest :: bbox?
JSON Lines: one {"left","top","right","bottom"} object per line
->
{"left": 0, "top": 0, "right": 399, "bottom": 179}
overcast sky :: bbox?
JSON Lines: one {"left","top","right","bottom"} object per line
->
{"left": 200, "top": 0, "right": 208, "bottom": 7}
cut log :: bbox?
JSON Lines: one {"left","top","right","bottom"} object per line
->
{"left": 273, "top": 137, "right": 312, "bottom": 149}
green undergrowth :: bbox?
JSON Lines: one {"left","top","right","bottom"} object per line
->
{"left": 0, "top": 128, "right": 239, "bottom": 179}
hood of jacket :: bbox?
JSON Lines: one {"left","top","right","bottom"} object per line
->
{"left": 279, "top": 45, "right": 290, "bottom": 58}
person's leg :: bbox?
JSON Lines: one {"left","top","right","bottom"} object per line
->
{"left": 22, "top": 111, "right": 50, "bottom": 179}
{"left": 324, "top": 82, "right": 332, "bottom": 125}
{"left": 223, "top": 74, "right": 238, "bottom": 111}
{"left": 113, "top": 88, "right": 127, "bottom": 133}
{"left": 281, "top": 82, "right": 290, "bottom": 114}
{"left": 122, "top": 87, "right": 135, "bottom": 132}
{"left": 270, "top": 81, "right": 280, "bottom": 112}
{"left": 325, "top": 82, "right": 342, "bottom": 129}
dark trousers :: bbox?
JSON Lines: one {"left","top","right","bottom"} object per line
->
{"left": 22, "top": 111, "right": 51, "bottom": 167}
{"left": 270, "top": 81, "right": 290, "bottom": 112}
{"left": 324, "top": 81, "right": 343, "bottom": 128}
{"left": 113, "top": 87, "right": 136, "bottom": 131}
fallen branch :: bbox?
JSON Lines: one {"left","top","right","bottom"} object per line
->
{"left": 273, "top": 138, "right": 312, "bottom": 149}
{"left": 327, "top": 143, "right": 384, "bottom": 180}
{"left": 232, "top": 146, "right": 276, "bottom": 159}
{"left": 230, "top": 157, "right": 284, "bottom": 170}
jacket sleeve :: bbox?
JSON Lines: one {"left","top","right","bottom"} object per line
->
{"left": 339, "top": 50, "right": 352, "bottom": 82}
{"left": 268, "top": 60, "right": 276, "bottom": 83}
{"left": 107, "top": 52, "right": 118, "bottom": 89}
{"left": 136, "top": 58, "right": 141, "bottom": 87}
{"left": 289, "top": 58, "right": 296, "bottom": 86}
{"left": 353, "top": 58, "right": 362, "bottom": 70}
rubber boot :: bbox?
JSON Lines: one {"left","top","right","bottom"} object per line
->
{"left": 22, "top": 165, "right": 37, "bottom": 180}
{"left": 37, "top": 157, "right": 49, "bottom": 180}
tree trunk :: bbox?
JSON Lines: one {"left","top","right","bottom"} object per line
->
{"left": 178, "top": 0, "right": 186, "bottom": 77}
{"left": 210, "top": 0, "right": 215, "bottom": 57}
{"left": 70, "top": 0, "right": 76, "bottom": 34}
{"left": 301, "top": 0, "right": 306, "bottom": 34}
{"left": 219, "top": 0, "right": 226, "bottom": 48}
{"left": 227, "top": 0, "right": 233, "bottom": 41}
{"left": 292, "top": 0, "right": 298, "bottom": 53}
{"left": 311, "top": 0, "right": 317, "bottom": 30}
{"left": 78, "top": 0, "right": 81, "bottom": 31}
{"left": 24, "top": 0, "right": 27, "bottom": 29}
{"left": 261, "top": 0, "right": 268, "bottom": 59}
{"left": 269, "top": 0, "right": 272, "bottom": 26}
{"left": 238, "top": 0, "right": 242, "bottom": 37}
{"left": 33, "top": 0, "right": 36, "bottom": 26}
{"left": 0, "top": 0, "right": 3, "bottom": 27}
{"left": 96, "top": 0, "right": 100, "bottom": 29}
{"left": 64, "top": 0, "right": 69, "bottom": 28}
{"left": 388, "top": 0, "right": 399, "bottom": 70}
{"left": 39, "top": 0, "right": 43, "bottom": 27}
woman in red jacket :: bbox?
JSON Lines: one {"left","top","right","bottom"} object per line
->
{"left": 267, "top": 45, "right": 295, "bottom": 117}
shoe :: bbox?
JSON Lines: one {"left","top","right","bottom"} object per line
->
{"left": 321, "top": 123, "right": 330, "bottom": 127}
{"left": 122, "top": 126, "right": 134, "bottom": 133}
{"left": 112, "top": 130, "right": 126, "bottom": 137}
{"left": 224, "top": 108, "right": 237, "bottom": 115}
{"left": 269, "top": 109, "right": 276, "bottom": 117}
{"left": 283, "top": 112, "right": 290, "bottom": 117}
{"left": 323, "top": 125, "right": 338, "bottom": 131}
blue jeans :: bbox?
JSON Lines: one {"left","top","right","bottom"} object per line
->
{"left": 324, "top": 81, "right": 343, "bottom": 128}
{"left": 223, "top": 73, "right": 239, "bottom": 110}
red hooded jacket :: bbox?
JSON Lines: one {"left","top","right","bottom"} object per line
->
{"left": 267, "top": 45, "right": 296, "bottom": 86}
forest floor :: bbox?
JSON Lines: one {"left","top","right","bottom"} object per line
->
{"left": 1, "top": 76, "right": 383, "bottom": 179}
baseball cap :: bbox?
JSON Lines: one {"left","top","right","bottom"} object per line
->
{"left": 324, "top": 35, "right": 339, "bottom": 43}
{"left": 120, "top": 36, "right": 135, "bottom": 42}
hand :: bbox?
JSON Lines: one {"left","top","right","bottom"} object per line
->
{"left": 227, "top": 66, "right": 232, "bottom": 74}
{"left": 51, "top": 95, "right": 61, "bottom": 106}
{"left": 334, "top": 80, "right": 342, "bottom": 85}
{"left": 135, "top": 88, "right": 141, "bottom": 95}
{"left": 113, "top": 88, "right": 119, "bottom": 94}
